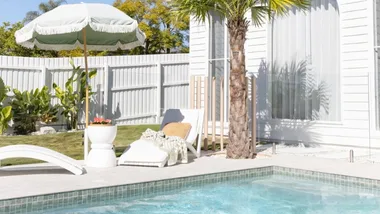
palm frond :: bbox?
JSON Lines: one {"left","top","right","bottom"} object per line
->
{"left": 170, "top": 0, "right": 220, "bottom": 23}
{"left": 250, "top": 6, "right": 268, "bottom": 27}
{"left": 170, "top": 0, "right": 309, "bottom": 27}
{"left": 264, "top": 0, "right": 310, "bottom": 17}
{"left": 214, "top": 1, "right": 234, "bottom": 19}
{"left": 251, "top": 0, "right": 309, "bottom": 26}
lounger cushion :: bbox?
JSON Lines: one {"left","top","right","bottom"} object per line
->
{"left": 130, "top": 139, "right": 158, "bottom": 148}
{"left": 118, "top": 139, "right": 169, "bottom": 165}
{"left": 162, "top": 122, "right": 191, "bottom": 139}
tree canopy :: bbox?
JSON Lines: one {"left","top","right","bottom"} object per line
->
{"left": 114, "top": 0, "right": 189, "bottom": 54}
{"left": 0, "top": 22, "right": 58, "bottom": 57}
{"left": 0, "top": 0, "right": 189, "bottom": 58}
{"left": 24, "top": 0, "right": 67, "bottom": 24}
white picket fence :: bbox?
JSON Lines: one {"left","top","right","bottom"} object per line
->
{"left": 0, "top": 54, "right": 189, "bottom": 128}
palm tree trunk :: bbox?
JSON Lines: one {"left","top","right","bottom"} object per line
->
{"left": 226, "top": 18, "right": 255, "bottom": 159}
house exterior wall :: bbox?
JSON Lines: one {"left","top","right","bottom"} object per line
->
{"left": 189, "top": 17, "right": 208, "bottom": 76}
{"left": 189, "top": 1, "right": 380, "bottom": 149}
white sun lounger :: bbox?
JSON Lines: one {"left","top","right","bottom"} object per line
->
{"left": 0, "top": 145, "right": 85, "bottom": 175}
{"left": 118, "top": 108, "right": 204, "bottom": 167}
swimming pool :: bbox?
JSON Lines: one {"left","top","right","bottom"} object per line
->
{"left": 3, "top": 166, "right": 380, "bottom": 214}
{"left": 44, "top": 175, "right": 380, "bottom": 214}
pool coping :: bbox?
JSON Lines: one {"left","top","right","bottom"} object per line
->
{"left": 3, "top": 154, "right": 380, "bottom": 200}
{"left": 2, "top": 164, "right": 380, "bottom": 214}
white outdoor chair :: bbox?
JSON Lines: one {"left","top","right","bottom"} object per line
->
{"left": 0, "top": 145, "right": 85, "bottom": 175}
{"left": 118, "top": 108, "right": 204, "bottom": 167}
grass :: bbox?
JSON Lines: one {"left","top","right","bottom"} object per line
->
{"left": 0, "top": 124, "right": 242, "bottom": 166}
{"left": 0, "top": 124, "right": 160, "bottom": 166}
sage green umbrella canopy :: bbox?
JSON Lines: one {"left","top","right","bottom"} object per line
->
{"left": 15, "top": 3, "right": 145, "bottom": 51}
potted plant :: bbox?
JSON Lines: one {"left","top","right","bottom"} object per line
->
{"left": 86, "top": 117, "right": 117, "bottom": 168}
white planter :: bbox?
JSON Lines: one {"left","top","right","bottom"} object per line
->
{"left": 86, "top": 124, "right": 117, "bottom": 168}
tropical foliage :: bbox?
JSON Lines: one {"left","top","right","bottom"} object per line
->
{"left": 11, "top": 86, "right": 59, "bottom": 135}
{"left": 171, "top": 0, "right": 310, "bottom": 158}
{"left": 0, "top": 77, "right": 12, "bottom": 135}
{"left": 53, "top": 59, "right": 97, "bottom": 131}
{"left": 0, "top": 60, "right": 97, "bottom": 135}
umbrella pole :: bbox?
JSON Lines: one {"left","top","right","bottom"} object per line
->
{"left": 83, "top": 28, "right": 90, "bottom": 160}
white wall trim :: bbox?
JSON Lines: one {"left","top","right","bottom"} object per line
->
{"left": 338, "top": 0, "right": 344, "bottom": 123}
{"left": 205, "top": 15, "right": 210, "bottom": 77}
{"left": 369, "top": 0, "right": 378, "bottom": 136}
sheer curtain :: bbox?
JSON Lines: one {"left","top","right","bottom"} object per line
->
{"left": 269, "top": 0, "right": 340, "bottom": 121}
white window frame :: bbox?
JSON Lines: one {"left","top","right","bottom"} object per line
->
{"left": 207, "top": 14, "right": 230, "bottom": 122}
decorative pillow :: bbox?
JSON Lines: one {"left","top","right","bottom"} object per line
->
{"left": 162, "top": 122, "right": 192, "bottom": 139}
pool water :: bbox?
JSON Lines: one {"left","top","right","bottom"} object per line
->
{"left": 50, "top": 176, "right": 380, "bottom": 214}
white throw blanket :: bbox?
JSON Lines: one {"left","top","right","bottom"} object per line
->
{"left": 140, "top": 129, "right": 188, "bottom": 166}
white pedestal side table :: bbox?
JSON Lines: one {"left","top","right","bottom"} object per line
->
{"left": 86, "top": 125, "right": 117, "bottom": 168}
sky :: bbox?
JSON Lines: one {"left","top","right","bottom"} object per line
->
{"left": 0, "top": 0, "right": 115, "bottom": 23}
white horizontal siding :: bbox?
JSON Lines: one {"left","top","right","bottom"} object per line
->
{"left": 189, "top": 16, "right": 208, "bottom": 75}
{"left": 340, "top": 0, "right": 370, "bottom": 133}
{"left": 245, "top": 10, "right": 268, "bottom": 74}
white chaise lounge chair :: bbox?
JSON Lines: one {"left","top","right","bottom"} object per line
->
{"left": 0, "top": 145, "right": 85, "bottom": 175}
{"left": 118, "top": 108, "right": 204, "bottom": 167}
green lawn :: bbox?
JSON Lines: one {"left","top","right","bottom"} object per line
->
{"left": 0, "top": 124, "right": 160, "bottom": 166}
{"left": 0, "top": 124, "right": 234, "bottom": 166}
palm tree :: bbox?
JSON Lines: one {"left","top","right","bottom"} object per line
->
{"left": 24, "top": 0, "right": 67, "bottom": 24}
{"left": 171, "top": 0, "right": 310, "bottom": 158}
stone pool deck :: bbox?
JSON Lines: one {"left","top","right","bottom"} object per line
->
{"left": 1, "top": 153, "right": 380, "bottom": 200}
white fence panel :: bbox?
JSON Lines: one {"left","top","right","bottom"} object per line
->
{"left": 0, "top": 67, "right": 41, "bottom": 92}
{"left": 110, "top": 63, "right": 158, "bottom": 125}
{"left": 162, "top": 62, "right": 190, "bottom": 114}
{"left": 0, "top": 54, "right": 189, "bottom": 129}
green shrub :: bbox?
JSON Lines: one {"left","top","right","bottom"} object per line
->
{"left": 11, "top": 86, "right": 59, "bottom": 135}
{"left": 53, "top": 59, "right": 97, "bottom": 130}
{"left": 0, "top": 77, "right": 12, "bottom": 135}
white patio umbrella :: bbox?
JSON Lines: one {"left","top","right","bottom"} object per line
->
{"left": 14, "top": 3, "right": 145, "bottom": 160}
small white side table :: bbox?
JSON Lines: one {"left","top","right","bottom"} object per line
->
{"left": 86, "top": 125, "right": 117, "bottom": 168}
